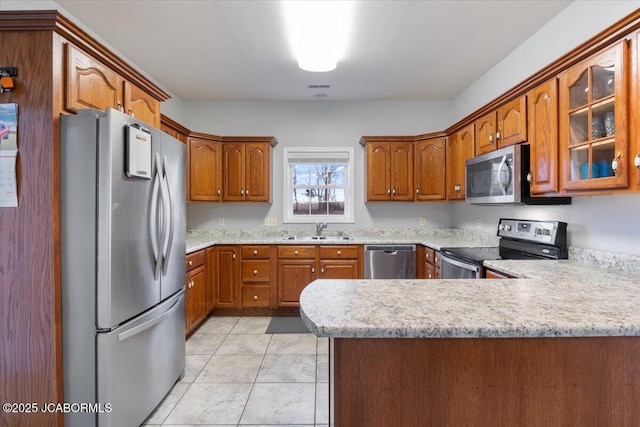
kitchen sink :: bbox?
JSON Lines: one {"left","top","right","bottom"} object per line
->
{"left": 283, "top": 235, "right": 352, "bottom": 241}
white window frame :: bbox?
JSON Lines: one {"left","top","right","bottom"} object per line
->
{"left": 283, "top": 147, "right": 355, "bottom": 224}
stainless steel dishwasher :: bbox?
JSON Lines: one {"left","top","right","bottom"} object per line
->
{"left": 364, "top": 245, "right": 416, "bottom": 279}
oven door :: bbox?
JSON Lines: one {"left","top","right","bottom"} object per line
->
{"left": 439, "top": 254, "right": 481, "bottom": 279}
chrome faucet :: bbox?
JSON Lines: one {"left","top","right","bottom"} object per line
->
{"left": 315, "top": 223, "right": 328, "bottom": 236}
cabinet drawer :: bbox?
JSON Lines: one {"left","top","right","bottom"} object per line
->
{"left": 319, "top": 246, "right": 359, "bottom": 259}
{"left": 241, "top": 260, "right": 271, "bottom": 282}
{"left": 434, "top": 251, "right": 441, "bottom": 266}
{"left": 277, "top": 246, "right": 316, "bottom": 259}
{"left": 186, "top": 250, "right": 205, "bottom": 271}
{"left": 242, "top": 245, "right": 271, "bottom": 259}
{"left": 423, "top": 247, "right": 436, "bottom": 265}
{"left": 242, "top": 286, "right": 270, "bottom": 307}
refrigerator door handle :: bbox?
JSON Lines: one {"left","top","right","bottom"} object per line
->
{"left": 150, "top": 164, "right": 161, "bottom": 280}
{"left": 155, "top": 153, "right": 168, "bottom": 280}
{"left": 161, "top": 155, "right": 174, "bottom": 276}
{"left": 116, "top": 294, "right": 182, "bottom": 342}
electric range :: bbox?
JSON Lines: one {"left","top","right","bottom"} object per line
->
{"left": 440, "top": 218, "right": 568, "bottom": 279}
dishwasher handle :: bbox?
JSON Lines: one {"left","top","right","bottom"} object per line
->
{"left": 384, "top": 250, "right": 398, "bottom": 255}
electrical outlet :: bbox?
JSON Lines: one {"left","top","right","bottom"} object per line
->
{"left": 419, "top": 217, "right": 426, "bottom": 226}
{"left": 218, "top": 217, "right": 225, "bottom": 226}
{"left": 476, "top": 219, "right": 482, "bottom": 230}
{"left": 264, "top": 216, "right": 277, "bottom": 227}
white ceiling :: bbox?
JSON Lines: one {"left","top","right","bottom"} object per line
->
{"left": 56, "top": 0, "right": 572, "bottom": 102}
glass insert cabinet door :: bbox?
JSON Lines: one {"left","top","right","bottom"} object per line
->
{"left": 559, "top": 41, "right": 628, "bottom": 190}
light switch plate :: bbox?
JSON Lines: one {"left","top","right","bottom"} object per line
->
{"left": 419, "top": 217, "right": 426, "bottom": 226}
{"left": 218, "top": 218, "right": 225, "bottom": 226}
{"left": 264, "top": 217, "right": 278, "bottom": 227}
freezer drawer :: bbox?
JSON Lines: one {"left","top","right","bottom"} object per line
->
{"left": 96, "top": 290, "right": 185, "bottom": 427}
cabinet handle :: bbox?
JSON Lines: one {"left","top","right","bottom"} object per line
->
{"left": 188, "top": 260, "right": 193, "bottom": 266}
{"left": 527, "top": 172, "right": 532, "bottom": 183}
{"left": 217, "top": 188, "right": 221, "bottom": 195}
{"left": 253, "top": 295, "right": 258, "bottom": 301}
{"left": 232, "top": 253, "right": 236, "bottom": 259}
{"left": 428, "top": 272, "right": 432, "bottom": 279}
{"left": 240, "top": 189, "right": 245, "bottom": 195}
{"left": 635, "top": 154, "right": 640, "bottom": 168}
{"left": 489, "top": 133, "right": 494, "bottom": 143}
{"left": 387, "top": 188, "right": 391, "bottom": 195}
{"left": 311, "top": 267, "right": 315, "bottom": 273}
{"left": 117, "top": 102, "right": 123, "bottom": 112}
{"left": 246, "top": 188, "right": 249, "bottom": 196}
{"left": 321, "top": 268, "right": 325, "bottom": 274}
{"left": 426, "top": 253, "right": 431, "bottom": 260}
{"left": 496, "top": 131, "right": 501, "bottom": 141}
{"left": 392, "top": 188, "right": 396, "bottom": 194}
{"left": 611, "top": 153, "right": 622, "bottom": 176}
{"left": 337, "top": 250, "right": 342, "bottom": 256}
{"left": 253, "top": 250, "right": 258, "bottom": 255}
{"left": 294, "top": 250, "right": 299, "bottom": 255}
{"left": 416, "top": 188, "right": 420, "bottom": 194}
{"left": 253, "top": 269, "right": 258, "bottom": 275}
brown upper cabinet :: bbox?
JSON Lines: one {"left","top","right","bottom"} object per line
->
{"left": 222, "top": 137, "right": 278, "bottom": 202}
{"left": 161, "top": 115, "right": 190, "bottom": 144}
{"left": 65, "top": 43, "right": 161, "bottom": 128}
{"left": 414, "top": 136, "right": 447, "bottom": 201}
{"left": 447, "top": 124, "right": 475, "bottom": 200}
{"left": 527, "top": 78, "right": 561, "bottom": 194}
{"left": 188, "top": 134, "right": 223, "bottom": 202}
{"left": 361, "top": 137, "right": 414, "bottom": 201}
{"left": 474, "top": 95, "right": 528, "bottom": 155}
{"left": 559, "top": 41, "right": 629, "bottom": 192}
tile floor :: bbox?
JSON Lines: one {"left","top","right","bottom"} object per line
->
{"left": 143, "top": 316, "right": 329, "bottom": 426}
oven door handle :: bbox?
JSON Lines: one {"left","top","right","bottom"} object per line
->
{"left": 440, "top": 254, "right": 480, "bottom": 274}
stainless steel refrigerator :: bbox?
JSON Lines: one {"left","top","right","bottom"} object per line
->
{"left": 60, "top": 108, "right": 186, "bottom": 427}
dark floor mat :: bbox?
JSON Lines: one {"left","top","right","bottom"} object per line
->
{"left": 265, "top": 316, "right": 311, "bottom": 334}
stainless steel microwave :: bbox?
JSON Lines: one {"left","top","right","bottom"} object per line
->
{"left": 465, "top": 144, "right": 571, "bottom": 205}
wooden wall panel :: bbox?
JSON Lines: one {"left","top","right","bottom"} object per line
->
{"left": 0, "top": 31, "right": 62, "bottom": 427}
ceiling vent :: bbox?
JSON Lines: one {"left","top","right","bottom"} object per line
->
{"left": 308, "top": 84, "right": 330, "bottom": 89}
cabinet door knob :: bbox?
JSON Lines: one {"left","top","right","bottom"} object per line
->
{"left": 612, "top": 153, "right": 621, "bottom": 175}
{"left": 527, "top": 172, "right": 532, "bottom": 183}
{"left": 294, "top": 250, "right": 299, "bottom": 255}
{"left": 253, "top": 295, "right": 258, "bottom": 301}
{"left": 217, "top": 188, "right": 221, "bottom": 195}
{"left": 496, "top": 131, "right": 501, "bottom": 141}
{"left": 426, "top": 253, "right": 431, "bottom": 259}
{"left": 240, "top": 189, "right": 245, "bottom": 195}
{"left": 253, "top": 250, "right": 258, "bottom": 255}
{"left": 387, "top": 188, "right": 391, "bottom": 194}
{"left": 392, "top": 188, "right": 396, "bottom": 194}
{"left": 416, "top": 188, "right": 420, "bottom": 194}
{"left": 232, "top": 253, "right": 236, "bottom": 259}
{"left": 311, "top": 267, "right": 315, "bottom": 273}
{"left": 634, "top": 154, "right": 640, "bottom": 168}
{"left": 188, "top": 260, "right": 193, "bottom": 266}
{"left": 337, "top": 250, "right": 342, "bottom": 255}
{"left": 489, "top": 133, "right": 494, "bottom": 143}
{"left": 246, "top": 188, "right": 249, "bottom": 196}
{"left": 253, "top": 269, "right": 258, "bottom": 275}
{"left": 321, "top": 268, "right": 325, "bottom": 274}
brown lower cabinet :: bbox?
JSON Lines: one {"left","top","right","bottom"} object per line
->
{"left": 485, "top": 268, "right": 514, "bottom": 279}
{"left": 277, "top": 245, "right": 363, "bottom": 308}
{"left": 186, "top": 250, "right": 207, "bottom": 334}
{"left": 417, "top": 245, "right": 440, "bottom": 279}
{"left": 212, "top": 246, "right": 240, "bottom": 308}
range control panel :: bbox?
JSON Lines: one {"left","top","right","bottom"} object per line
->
{"left": 497, "top": 218, "right": 567, "bottom": 246}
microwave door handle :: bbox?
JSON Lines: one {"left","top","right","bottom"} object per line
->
{"left": 497, "top": 155, "right": 508, "bottom": 196}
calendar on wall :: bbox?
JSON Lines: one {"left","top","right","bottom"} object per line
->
{"left": 0, "top": 103, "right": 18, "bottom": 207}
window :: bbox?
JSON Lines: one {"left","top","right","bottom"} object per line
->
{"left": 283, "top": 147, "right": 354, "bottom": 223}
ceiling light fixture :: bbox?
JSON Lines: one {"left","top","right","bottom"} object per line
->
{"left": 282, "top": 1, "right": 354, "bottom": 73}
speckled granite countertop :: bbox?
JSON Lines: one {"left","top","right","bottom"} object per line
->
{"left": 299, "top": 260, "right": 640, "bottom": 339}
{"left": 185, "top": 227, "right": 499, "bottom": 253}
